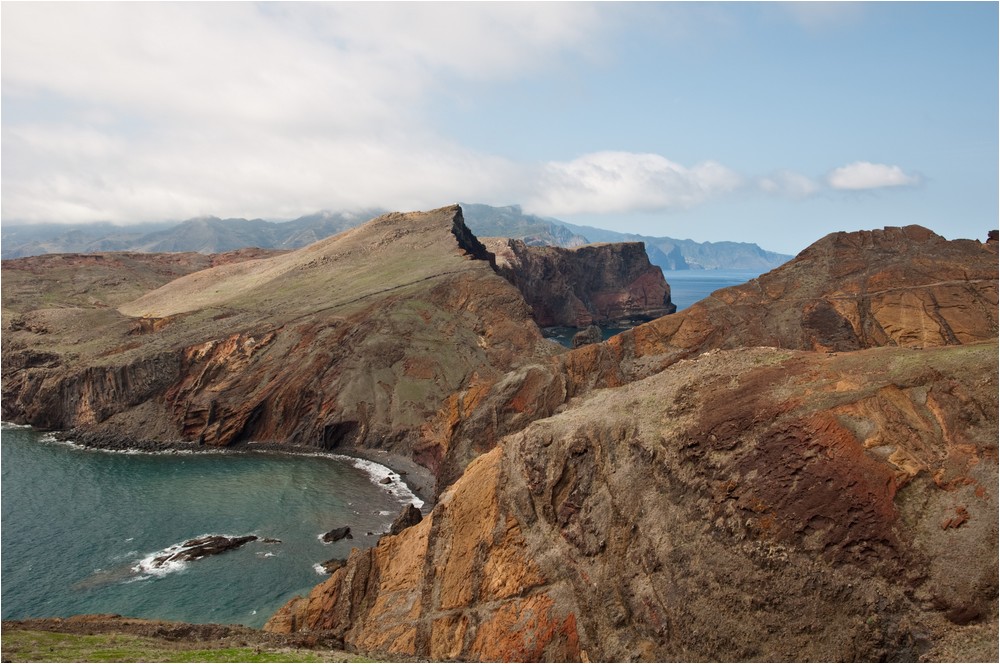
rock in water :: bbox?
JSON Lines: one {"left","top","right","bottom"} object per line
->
{"left": 150, "top": 535, "right": 258, "bottom": 567}
{"left": 321, "top": 527, "right": 352, "bottom": 543}
{"left": 389, "top": 504, "right": 423, "bottom": 536}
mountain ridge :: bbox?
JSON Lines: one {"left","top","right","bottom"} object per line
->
{"left": 1, "top": 203, "right": 792, "bottom": 271}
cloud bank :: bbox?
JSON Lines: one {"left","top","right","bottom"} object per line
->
{"left": 1, "top": 3, "right": 923, "bottom": 225}
{"left": 526, "top": 152, "right": 743, "bottom": 216}
{"left": 1, "top": 3, "right": 603, "bottom": 223}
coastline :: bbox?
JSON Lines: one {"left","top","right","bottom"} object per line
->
{"left": 15, "top": 425, "right": 437, "bottom": 510}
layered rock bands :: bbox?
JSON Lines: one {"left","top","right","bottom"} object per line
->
{"left": 3, "top": 212, "right": 998, "bottom": 661}
{"left": 266, "top": 224, "right": 999, "bottom": 661}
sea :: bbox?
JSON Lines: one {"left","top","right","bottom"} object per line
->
{"left": 664, "top": 268, "right": 764, "bottom": 311}
{"left": 0, "top": 424, "right": 422, "bottom": 628}
{"left": 544, "top": 268, "right": 762, "bottom": 347}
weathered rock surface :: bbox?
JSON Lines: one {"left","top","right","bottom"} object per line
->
{"left": 321, "top": 527, "right": 352, "bottom": 544}
{"left": 2, "top": 206, "right": 556, "bottom": 488}
{"left": 150, "top": 535, "right": 259, "bottom": 568}
{"left": 388, "top": 503, "right": 423, "bottom": 536}
{"left": 267, "top": 342, "right": 998, "bottom": 661}
{"left": 428, "top": 225, "right": 999, "bottom": 489}
{"left": 483, "top": 238, "right": 676, "bottom": 327}
{"left": 570, "top": 325, "right": 602, "bottom": 349}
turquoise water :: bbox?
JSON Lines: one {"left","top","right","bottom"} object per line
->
{"left": 0, "top": 424, "right": 421, "bottom": 628}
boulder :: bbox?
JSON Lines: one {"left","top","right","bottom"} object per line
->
{"left": 150, "top": 535, "right": 258, "bottom": 568}
{"left": 321, "top": 527, "right": 352, "bottom": 543}
{"left": 319, "top": 558, "right": 347, "bottom": 574}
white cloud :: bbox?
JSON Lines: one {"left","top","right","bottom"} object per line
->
{"left": 0, "top": 3, "right": 924, "bottom": 226}
{"left": 0, "top": 3, "right": 604, "bottom": 223}
{"left": 524, "top": 151, "right": 744, "bottom": 217}
{"left": 758, "top": 170, "right": 821, "bottom": 199}
{"left": 827, "top": 162, "right": 920, "bottom": 190}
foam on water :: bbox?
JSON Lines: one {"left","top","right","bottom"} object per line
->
{"left": 276, "top": 449, "right": 425, "bottom": 509}
{"left": 26, "top": 430, "right": 424, "bottom": 508}
{"left": 332, "top": 454, "right": 424, "bottom": 509}
{"left": 3, "top": 425, "right": 419, "bottom": 627}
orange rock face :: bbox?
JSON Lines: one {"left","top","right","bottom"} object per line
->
{"left": 271, "top": 342, "right": 998, "bottom": 661}
{"left": 266, "top": 448, "right": 580, "bottom": 661}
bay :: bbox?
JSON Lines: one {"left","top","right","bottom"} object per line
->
{"left": 0, "top": 424, "right": 420, "bottom": 628}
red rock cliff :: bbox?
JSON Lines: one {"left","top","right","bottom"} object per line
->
{"left": 426, "top": 225, "right": 999, "bottom": 489}
{"left": 483, "top": 238, "right": 675, "bottom": 327}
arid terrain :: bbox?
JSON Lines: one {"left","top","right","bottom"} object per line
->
{"left": 2, "top": 209, "right": 997, "bottom": 662}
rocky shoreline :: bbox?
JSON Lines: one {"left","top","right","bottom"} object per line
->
{"left": 51, "top": 428, "right": 436, "bottom": 507}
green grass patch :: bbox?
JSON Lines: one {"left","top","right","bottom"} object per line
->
{"left": 0, "top": 629, "right": 375, "bottom": 663}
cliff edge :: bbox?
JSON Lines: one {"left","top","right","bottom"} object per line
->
{"left": 483, "top": 238, "right": 676, "bottom": 327}
{"left": 1, "top": 206, "right": 555, "bottom": 485}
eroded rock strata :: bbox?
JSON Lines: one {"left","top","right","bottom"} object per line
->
{"left": 427, "top": 225, "right": 999, "bottom": 489}
{"left": 483, "top": 238, "right": 676, "bottom": 327}
{"left": 267, "top": 342, "right": 998, "bottom": 661}
{"left": 1, "top": 206, "right": 556, "bottom": 489}
{"left": 4, "top": 213, "right": 997, "bottom": 661}
{"left": 266, "top": 225, "right": 998, "bottom": 661}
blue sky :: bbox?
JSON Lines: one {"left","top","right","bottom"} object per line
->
{"left": 2, "top": 2, "right": 997, "bottom": 254}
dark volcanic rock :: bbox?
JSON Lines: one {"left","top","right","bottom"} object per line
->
{"left": 321, "top": 527, "right": 352, "bottom": 543}
{"left": 319, "top": 558, "right": 347, "bottom": 575}
{"left": 483, "top": 238, "right": 676, "bottom": 327}
{"left": 151, "top": 535, "right": 258, "bottom": 568}
{"left": 388, "top": 503, "right": 423, "bottom": 536}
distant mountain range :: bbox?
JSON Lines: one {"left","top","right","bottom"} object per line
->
{"left": 0, "top": 204, "right": 793, "bottom": 271}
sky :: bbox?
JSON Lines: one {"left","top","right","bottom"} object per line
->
{"left": 2, "top": 2, "right": 997, "bottom": 255}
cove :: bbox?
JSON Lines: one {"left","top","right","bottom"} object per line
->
{"left": 0, "top": 424, "right": 420, "bottom": 628}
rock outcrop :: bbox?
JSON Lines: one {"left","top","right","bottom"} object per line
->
{"left": 149, "top": 535, "right": 259, "bottom": 568}
{"left": 427, "top": 225, "right": 999, "bottom": 489}
{"left": 483, "top": 238, "right": 676, "bottom": 327}
{"left": 266, "top": 342, "right": 999, "bottom": 661}
{"left": 1, "top": 206, "right": 556, "bottom": 488}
